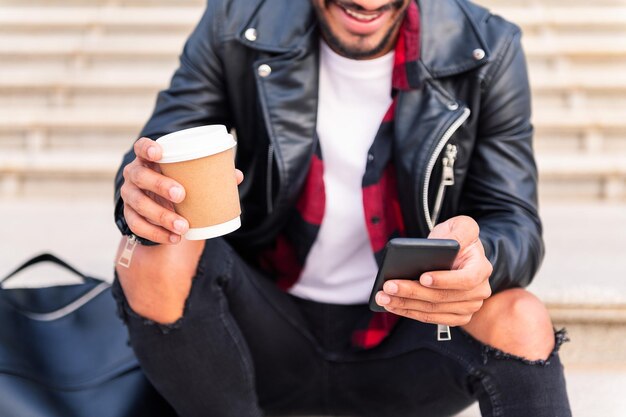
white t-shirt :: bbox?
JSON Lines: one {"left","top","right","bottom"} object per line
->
{"left": 288, "top": 41, "right": 394, "bottom": 304}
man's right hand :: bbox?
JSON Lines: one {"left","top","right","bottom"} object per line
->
{"left": 121, "top": 137, "right": 189, "bottom": 244}
{"left": 121, "top": 137, "right": 245, "bottom": 244}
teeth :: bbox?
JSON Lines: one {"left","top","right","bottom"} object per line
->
{"left": 344, "top": 7, "right": 380, "bottom": 21}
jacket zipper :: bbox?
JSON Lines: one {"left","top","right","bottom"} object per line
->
{"left": 422, "top": 107, "right": 470, "bottom": 232}
{"left": 266, "top": 144, "right": 274, "bottom": 214}
{"left": 431, "top": 143, "right": 458, "bottom": 227}
{"left": 117, "top": 234, "right": 138, "bottom": 268}
{"left": 420, "top": 106, "right": 469, "bottom": 343}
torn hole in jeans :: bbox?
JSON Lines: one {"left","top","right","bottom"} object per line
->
{"left": 111, "top": 263, "right": 209, "bottom": 335}
{"left": 460, "top": 328, "right": 570, "bottom": 367}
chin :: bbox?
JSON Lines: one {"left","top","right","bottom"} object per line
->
{"left": 322, "top": 29, "right": 396, "bottom": 59}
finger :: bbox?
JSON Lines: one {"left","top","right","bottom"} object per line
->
{"left": 133, "top": 137, "right": 163, "bottom": 162}
{"left": 235, "top": 169, "right": 244, "bottom": 185}
{"left": 121, "top": 182, "right": 189, "bottom": 235}
{"left": 124, "top": 204, "right": 182, "bottom": 245}
{"left": 383, "top": 279, "right": 481, "bottom": 303}
{"left": 384, "top": 306, "right": 473, "bottom": 327}
{"left": 375, "top": 291, "right": 483, "bottom": 315}
{"left": 124, "top": 163, "right": 185, "bottom": 204}
{"left": 419, "top": 260, "right": 490, "bottom": 291}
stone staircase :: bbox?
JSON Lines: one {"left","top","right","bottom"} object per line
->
{"left": 481, "top": 0, "right": 626, "bottom": 201}
{"left": 1, "top": 1, "right": 625, "bottom": 415}
{"left": 0, "top": 1, "right": 197, "bottom": 198}
{"left": 1, "top": 0, "right": 626, "bottom": 201}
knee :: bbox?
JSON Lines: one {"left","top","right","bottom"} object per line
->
{"left": 463, "top": 288, "right": 555, "bottom": 361}
{"left": 501, "top": 290, "right": 555, "bottom": 355}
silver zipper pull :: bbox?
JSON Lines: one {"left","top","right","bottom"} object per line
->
{"left": 431, "top": 144, "right": 458, "bottom": 227}
{"left": 441, "top": 144, "right": 457, "bottom": 187}
{"left": 117, "top": 235, "right": 138, "bottom": 268}
{"left": 437, "top": 324, "right": 452, "bottom": 341}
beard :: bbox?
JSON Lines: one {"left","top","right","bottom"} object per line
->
{"left": 314, "top": 0, "right": 407, "bottom": 59}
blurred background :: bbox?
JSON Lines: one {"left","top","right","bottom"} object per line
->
{"left": 0, "top": 0, "right": 625, "bottom": 416}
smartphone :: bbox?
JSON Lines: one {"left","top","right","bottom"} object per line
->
{"left": 368, "top": 238, "right": 460, "bottom": 312}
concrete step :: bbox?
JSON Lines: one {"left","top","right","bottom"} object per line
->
{"left": 0, "top": 33, "right": 188, "bottom": 58}
{"left": 496, "top": 6, "right": 626, "bottom": 30}
{"left": 0, "top": 150, "right": 626, "bottom": 201}
{"left": 0, "top": 108, "right": 150, "bottom": 131}
{"left": 0, "top": 55, "right": 179, "bottom": 80}
{"left": 1, "top": 169, "right": 619, "bottom": 201}
{"left": 534, "top": 132, "right": 626, "bottom": 156}
{"left": 1, "top": 0, "right": 623, "bottom": 9}
{"left": 0, "top": 151, "right": 625, "bottom": 202}
{"left": 0, "top": 7, "right": 202, "bottom": 31}
{"left": 0, "top": 151, "right": 120, "bottom": 176}
{"left": 529, "top": 58, "right": 626, "bottom": 79}
{"left": 0, "top": 130, "right": 136, "bottom": 156}
{"left": 2, "top": 79, "right": 624, "bottom": 131}
{"left": 537, "top": 155, "right": 626, "bottom": 202}
{"left": 481, "top": 0, "right": 626, "bottom": 7}
{"left": 2, "top": 87, "right": 624, "bottom": 128}
{"left": 533, "top": 110, "right": 626, "bottom": 135}
{"left": 3, "top": 148, "right": 625, "bottom": 178}
{"left": 523, "top": 36, "right": 626, "bottom": 59}
{"left": 0, "top": 138, "right": 626, "bottom": 202}
{"left": 0, "top": 0, "right": 204, "bottom": 6}
{"left": 2, "top": 107, "right": 624, "bottom": 143}
{"left": 1, "top": 5, "right": 625, "bottom": 34}
{"left": 3, "top": 69, "right": 626, "bottom": 99}
{"left": 538, "top": 154, "right": 626, "bottom": 178}
{"left": 0, "top": 30, "right": 624, "bottom": 60}
{"left": 487, "top": 6, "right": 626, "bottom": 49}
{"left": 0, "top": 71, "right": 171, "bottom": 92}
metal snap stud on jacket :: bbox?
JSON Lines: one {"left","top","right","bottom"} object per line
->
{"left": 472, "top": 48, "right": 486, "bottom": 60}
{"left": 244, "top": 28, "right": 257, "bottom": 42}
{"left": 258, "top": 64, "right": 272, "bottom": 77}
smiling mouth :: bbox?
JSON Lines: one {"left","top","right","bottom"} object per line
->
{"left": 343, "top": 7, "right": 382, "bottom": 21}
{"left": 333, "top": 0, "right": 394, "bottom": 23}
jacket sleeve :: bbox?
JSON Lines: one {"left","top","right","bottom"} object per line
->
{"left": 113, "top": 2, "right": 230, "bottom": 240}
{"left": 459, "top": 31, "right": 544, "bottom": 293}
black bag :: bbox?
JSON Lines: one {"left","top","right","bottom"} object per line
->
{"left": 0, "top": 253, "right": 176, "bottom": 417}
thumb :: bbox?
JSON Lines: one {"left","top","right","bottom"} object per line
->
{"left": 428, "top": 215, "right": 480, "bottom": 251}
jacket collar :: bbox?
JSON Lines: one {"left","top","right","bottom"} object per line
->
{"left": 237, "top": 0, "right": 317, "bottom": 54}
{"left": 237, "top": 0, "right": 491, "bottom": 83}
{"left": 417, "top": 0, "right": 491, "bottom": 80}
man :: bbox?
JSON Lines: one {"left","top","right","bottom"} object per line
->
{"left": 113, "top": 0, "right": 571, "bottom": 416}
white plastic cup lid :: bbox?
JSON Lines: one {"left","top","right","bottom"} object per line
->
{"left": 156, "top": 125, "right": 236, "bottom": 163}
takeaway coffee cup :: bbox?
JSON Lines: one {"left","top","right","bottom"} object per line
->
{"left": 156, "top": 125, "right": 241, "bottom": 240}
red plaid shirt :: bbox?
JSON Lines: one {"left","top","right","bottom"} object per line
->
{"left": 258, "top": 2, "right": 421, "bottom": 349}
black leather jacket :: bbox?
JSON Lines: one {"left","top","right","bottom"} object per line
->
{"left": 114, "top": 0, "right": 544, "bottom": 293}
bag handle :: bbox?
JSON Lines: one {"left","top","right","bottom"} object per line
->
{"left": 1, "top": 253, "right": 87, "bottom": 284}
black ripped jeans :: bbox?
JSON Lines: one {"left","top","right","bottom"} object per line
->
{"left": 112, "top": 238, "right": 571, "bottom": 417}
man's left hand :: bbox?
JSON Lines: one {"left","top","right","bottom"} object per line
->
{"left": 375, "top": 216, "right": 493, "bottom": 326}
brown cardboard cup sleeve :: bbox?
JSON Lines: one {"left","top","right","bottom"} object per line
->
{"left": 156, "top": 125, "right": 241, "bottom": 240}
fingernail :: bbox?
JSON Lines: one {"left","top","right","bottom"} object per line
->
{"left": 169, "top": 234, "right": 180, "bottom": 244}
{"left": 421, "top": 275, "right": 433, "bottom": 287}
{"left": 147, "top": 146, "right": 156, "bottom": 159}
{"left": 173, "top": 219, "right": 188, "bottom": 233}
{"left": 384, "top": 281, "right": 398, "bottom": 294}
{"left": 377, "top": 293, "right": 391, "bottom": 306}
{"left": 169, "top": 186, "right": 184, "bottom": 202}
